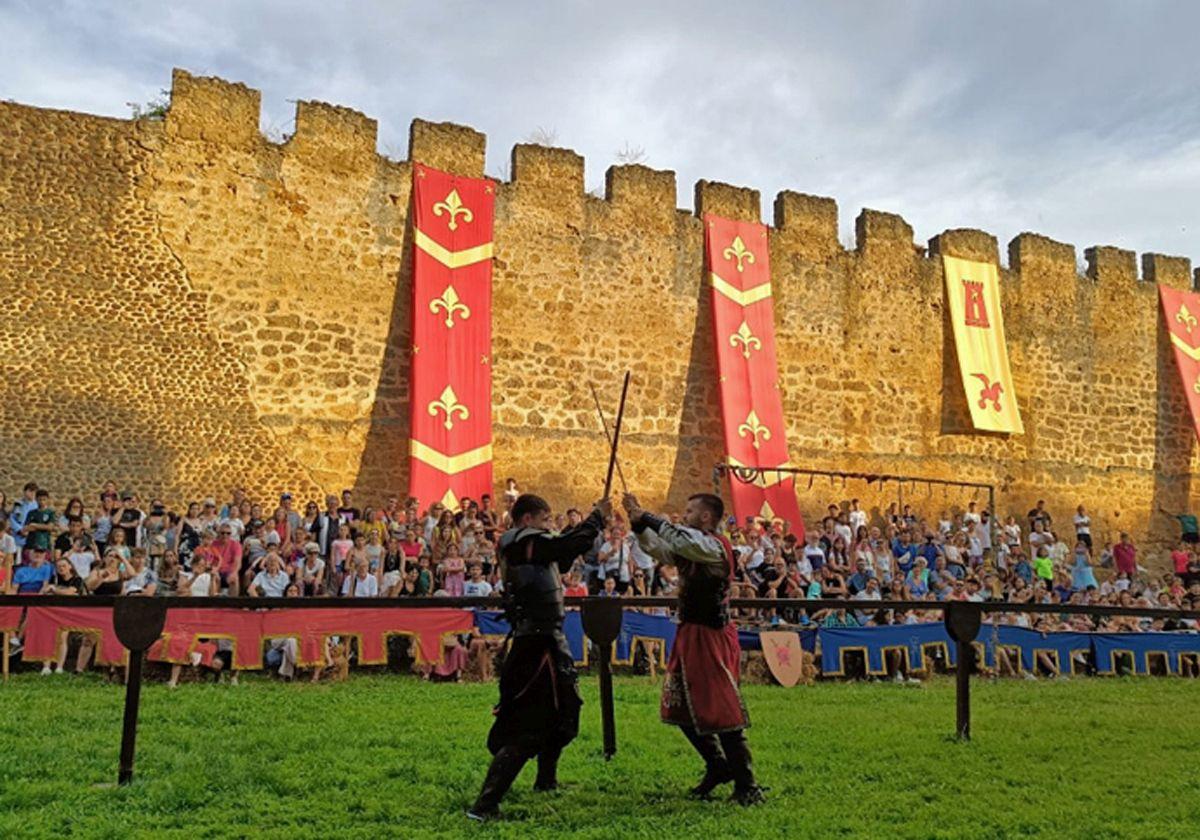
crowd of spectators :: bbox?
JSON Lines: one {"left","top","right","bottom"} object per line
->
{"left": 3, "top": 479, "right": 1199, "bottom": 680}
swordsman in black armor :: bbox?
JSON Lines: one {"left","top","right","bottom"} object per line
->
{"left": 467, "top": 493, "right": 610, "bottom": 820}
{"left": 623, "top": 491, "right": 765, "bottom": 805}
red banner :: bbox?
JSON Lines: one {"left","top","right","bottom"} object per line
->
{"left": 23, "top": 607, "right": 127, "bottom": 665}
{"left": 1160, "top": 284, "right": 1200, "bottom": 443}
{"left": 705, "top": 215, "right": 804, "bottom": 537}
{"left": 20, "top": 605, "right": 474, "bottom": 669}
{"left": 408, "top": 164, "right": 495, "bottom": 511}
{"left": 0, "top": 606, "right": 22, "bottom": 633}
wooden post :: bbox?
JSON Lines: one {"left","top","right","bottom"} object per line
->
{"left": 2, "top": 631, "right": 9, "bottom": 683}
{"left": 118, "top": 650, "right": 144, "bottom": 784}
{"left": 944, "top": 602, "right": 981, "bottom": 742}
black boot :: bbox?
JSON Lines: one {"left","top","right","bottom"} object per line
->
{"left": 681, "top": 726, "right": 732, "bottom": 799}
{"left": 533, "top": 745, "right": 562, "bottom": 791}
{"left": 718, "top": 730, "right": 765, "bottom": 806}
{"left": 467, "top": 746, "right": 530, "bottom": 820}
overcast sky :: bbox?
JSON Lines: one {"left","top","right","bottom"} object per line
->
{"left": 5, "top": 1, "right": 1200, "bottom": 263}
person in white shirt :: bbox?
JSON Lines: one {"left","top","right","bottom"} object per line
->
{"left": 848, "top": 500, "right": 868, "bottom": 535}
{"left": 249, "top": 552, "right": 290, "bottom": 597}
{"left": 833, "top": 513, "right": 853, "bottom": 548}
{"left": 1073, "top": 505, "right": 1092, "bottom": 549}
{"left": 342, "top": 558, "right": 379, "bottom": 597}
{"left": 67, "top": 537, "right": 96, "bottom": 580}
{"left": 597, "top": 525, "right": 634, "bottom": 591}
{"left": 963, "top": 501, "right": 981, "bottom": 528}
{"left": 462, "top": 563, "right": 493, "bottom": 597}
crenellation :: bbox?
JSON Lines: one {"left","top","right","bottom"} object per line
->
{"left": 407, "top": 118, "right": 485, "bottom": 177}
{"left": 1008, "top": 232, "right": 1076, "bottom": 277}
{"left": 854, "top": 208, "right": 913, "bottom": 258}
{"left": 508, "top": 144, "right": 585, "bottom": 219}
{"left": 694, "top": 180, "right": 760, "bottom": 223}
{"left": 3, "top": 67, "right": 1199, "bottom": 563}
{"left": 1141, "top": 253, "right": 1192, "bottom": 290}
{"left": 928, "top": 228, "right": 1000, "bottom": 265}
{"left": 166, "top": 68, "right": 262, "bottom": 147}
{"left": 288, "top": 100, "right": 378, "bottom": 170}
{"left": 772, "top": 191, "right": 840, "bottom": 260}
{"left": 603, "top": 164, "right": 677, "bottom": 222}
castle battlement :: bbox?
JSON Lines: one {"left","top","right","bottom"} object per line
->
{"left": 2, "top": 65, "right": 1198, "bottom": 561}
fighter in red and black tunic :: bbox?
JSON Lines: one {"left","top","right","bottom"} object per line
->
{"left": 625, "top": 491, "right": 765, "bottom": 805}
{"left": 467, "top": 493, "right": 609, "bottom": 821}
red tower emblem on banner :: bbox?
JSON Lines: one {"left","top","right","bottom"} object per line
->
{"left": 963, "top": 280, "right": 990, "bottom": 328}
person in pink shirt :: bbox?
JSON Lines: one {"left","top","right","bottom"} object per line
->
{"left": 212, "top": 524, "right": 245, "bottom": 595}
{"left": 1112, "top": 532, "right": 1137, "bottom": 578}
{"left": 1171, "top": 541, "right": 1192, "bottom": 577}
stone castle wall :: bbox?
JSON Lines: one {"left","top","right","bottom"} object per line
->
{"left": 2, "top": 68, "right": 1198, "bottom": 557}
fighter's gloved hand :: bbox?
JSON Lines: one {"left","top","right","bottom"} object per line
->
{"left": 593, "top": 497, "right": 613, "bottom": 520}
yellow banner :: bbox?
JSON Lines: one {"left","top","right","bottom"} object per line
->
{"left": 942, "top": 255, "right": 1023, "bottom": 434}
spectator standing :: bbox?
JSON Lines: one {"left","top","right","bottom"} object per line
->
{"left": 1071, "top": 543, "right": 1098, "bottom": 592}
{"left": 9, "top": 482, "right": 39, "bottom": 560}
{"left": 1073, "top": 505, "right": 1092, "bottom": 550}
{"left": 21, "top": 489, "right": 56, "bottom": 564}
{"left": 1113, "top": 533, "right": 1137, "bottom": 578}
{"left": 114, "top": 492, "right": 144, "bottom": 548}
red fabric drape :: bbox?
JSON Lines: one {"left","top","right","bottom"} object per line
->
{"left": 23, "top": 607, "right": 127, "bottom": 665}
{"left": 0, "top": 606, "right": 22, "bottom": 633}
{"left": 705, "top": 214, "right": 805, "bottom": 538}
{"left": 408, "top": 164, "right": 495, "bottom": 511}
{"left": 1160, "top": 284, "right": 1200, "bottom": 444}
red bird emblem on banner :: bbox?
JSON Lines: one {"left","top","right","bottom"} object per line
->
{"left": 971, "top": 373, "right": 1003, "bottom": 411}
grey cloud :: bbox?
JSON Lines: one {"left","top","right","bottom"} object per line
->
{"left": 3, "top": 0, "right": 1200, "bottom": 258}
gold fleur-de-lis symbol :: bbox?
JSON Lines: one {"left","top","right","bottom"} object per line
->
{"left": 428, "top": 385, "right": 469, "bottom": 430}
{"left": 722, "top": 235, "right": 755, "bottom": 273}
{"left": 1193, "top": 375, "right": 1200, "bottom": 396}
{"left": 433, "top": 189, "right": 473, "bottom": 231}
{"left": 1177, "top": 303, "right": 1197, "bottom": 333}
{"left": 429, "top": 285, "right": 471, "bottom": 328}
{"left": 737, "top": 409, "right": 771, "bottom": 451}
{"left": 729, "top": 321, "right": 762, "bottom": 360}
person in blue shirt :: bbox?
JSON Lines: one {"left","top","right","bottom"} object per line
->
{"left": 9, "top": 482, "right": 39, "bottom": 556}
{"left": 846, "top": 559, "right": 874, "bottom": 595}
{"left": 1070, "top": 543, "right": 1098, "bottom": 591}
{"left": 1013, "top": 552, "right": 1034, "bottom": 584}
{"left": 12, "top": 547, "right": 53, "bottom": 593}
{"left": 916, "top": 534, "right": 941, "bottom": 566}
{"left": 892, "top": 533, "right": 919, "bottom": 575}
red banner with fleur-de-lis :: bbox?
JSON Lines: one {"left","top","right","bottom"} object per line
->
{"left": 705, "top": 214, "right": 805, "bottom": 538}
{"left": 1159, "top": 284, "right": 1200, "bottom": 444}
{"left": 409, "top": 164, "right": 495, "bottom": 511}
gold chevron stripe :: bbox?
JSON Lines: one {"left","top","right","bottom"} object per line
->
{"left": 710, "top": 272, "right": 772, "bottom": 307}
{"left": 410, "top": 440, "right": 493, "bottom": 475}
{"left": 1170, "top": 331, "right": 1200, "bottom": 361}
{"left": 727, "top": 456, "right": 793, "bottom": 489}
{"left": 415, "top": 228, "right": 494, "bottom": 269}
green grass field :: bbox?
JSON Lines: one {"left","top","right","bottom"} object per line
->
{"left": 1, "top": 672, "right": 1198, "bottom": 839}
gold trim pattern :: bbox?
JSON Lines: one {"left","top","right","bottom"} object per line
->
{"left": 1170, "top": 331, "right": 1200, "bottom": 361}
{"left": 737, "top": 409, "right": 771, "bottom": 450}
{"left": 429, "top": 285, "right": 470, "bottom": 328}
{"left": 711, "top": 272, "right": 772, "bottom": 307}
{"left": 428, "top": 385, "right": 469, "bottom": 430}
{"left": 414, "top": 228, "right": 494, "bottom": 269}
{"left": 410, "top": 440, "right": 493, "bottom": 475}
{"left": 433, "top": 188, "right": 473, "bottom": 231}
{"left": 729, "top": 320, "right": 762, "bottom": 359}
